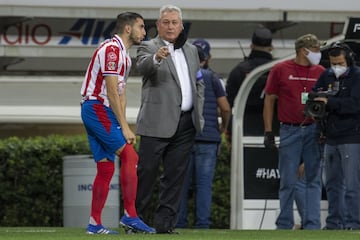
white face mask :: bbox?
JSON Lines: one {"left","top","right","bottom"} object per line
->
{"left": 331, "top": 65, "right": 348, "bottom": 78}
{"left": 305, "top": 48, "right": 322, "bottom": 65}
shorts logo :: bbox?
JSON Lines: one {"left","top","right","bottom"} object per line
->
{"left": 106, "top": 61, "right": 116, "bottom": 70}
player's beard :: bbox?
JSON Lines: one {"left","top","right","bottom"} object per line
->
{"left": 129, "top": 32, "right": 141, "bottom": 46}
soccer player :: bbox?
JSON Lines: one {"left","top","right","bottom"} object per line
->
{"left": 80, "top": 12, "right": 154, "bottom": 234}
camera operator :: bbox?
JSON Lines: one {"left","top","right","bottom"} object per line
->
{"left": 312, "top": 42, "right": 360, "bottom": 230}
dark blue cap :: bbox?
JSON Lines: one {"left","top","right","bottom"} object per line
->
{"left": 192, "top": 39, "right": 211, "bottom": 59}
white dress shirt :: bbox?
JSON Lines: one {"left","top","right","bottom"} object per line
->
{"left": 154, "top": 41, "right": 193, "bottom": 111}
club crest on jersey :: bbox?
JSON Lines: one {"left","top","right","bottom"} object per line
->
{"left": 106, "top": 61, "right": 116, "bottom": 71}
{"left": 107, "top": 51, "right": 117, "bottom": 61}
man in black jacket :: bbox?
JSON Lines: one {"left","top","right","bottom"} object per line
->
{"left": 225, "top": 26, "right": 273, "bottom": 137}
{"left": 312, "top": 42, "right": 360, "bottom": 230}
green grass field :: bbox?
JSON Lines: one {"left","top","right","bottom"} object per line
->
{"left": 0, "top": 228, "right": 359, "bottom": 240}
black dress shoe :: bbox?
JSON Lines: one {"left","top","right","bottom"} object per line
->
{"left": 322, "top": 226, "right": 340, "bottom": 230}
{"left": 322, "top": 226, "right": 333, "bottom": 230}
{"left": 156, "top": 229, "right": 179, "bottom": 234}
{"left": 345, "top": 227, "right": 354, "bottom": 230}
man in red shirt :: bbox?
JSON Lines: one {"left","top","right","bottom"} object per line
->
{"left": 263, "top": 34, "right": 325, "bottom": 229}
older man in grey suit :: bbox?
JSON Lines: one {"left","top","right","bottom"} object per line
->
{"left": 135, "top": 5, "right": 204, "bottom": 234}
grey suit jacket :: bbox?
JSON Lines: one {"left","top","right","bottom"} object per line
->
{"left": 135, "top": 36, "right": 204, "bottom": 138}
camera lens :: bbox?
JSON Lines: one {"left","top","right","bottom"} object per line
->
{"left": 304, "top": 100, "right": 326, "bottom": 118}
{"left": 312, "top": 103, "right": 322, "bottom": 112}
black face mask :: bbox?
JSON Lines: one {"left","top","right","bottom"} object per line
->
{"left": 174, "top": 29, "right": 187, "bottom": 49}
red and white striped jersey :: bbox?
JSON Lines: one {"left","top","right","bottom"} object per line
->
{"left": 81, "top": 34, "right": 131, "bottom": 107}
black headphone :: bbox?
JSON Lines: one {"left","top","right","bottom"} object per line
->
{"left": 329, "top": 41, "right": 355, "bottom": 66}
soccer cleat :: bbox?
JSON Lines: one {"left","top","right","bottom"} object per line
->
{"left": 119, "top": 215, "right": 156, "bottom": 234}
{"left": 86, "top": 224, "right": 119, "bottom": 234}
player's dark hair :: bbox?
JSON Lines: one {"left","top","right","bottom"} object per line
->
{"left": 116, "top": 12, "right": 143, "bottom": 34}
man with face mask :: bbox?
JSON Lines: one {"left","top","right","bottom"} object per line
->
{"left": 312, "top": 42, "right": 360, "bottom": 230}
{"left": 263, "top": 34, "right": 325, "bottom": 229}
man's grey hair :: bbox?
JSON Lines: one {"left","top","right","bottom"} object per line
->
{"left": 159, "top": 4, "right": 182, "bottom": 21}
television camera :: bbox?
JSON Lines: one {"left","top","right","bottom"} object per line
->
{"left": 304, "top": 84, "right": 339, "bottom": 119}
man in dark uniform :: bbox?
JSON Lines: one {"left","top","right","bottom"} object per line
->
{"left": 226, "top": 26, "right": 273, "bottom": 137}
